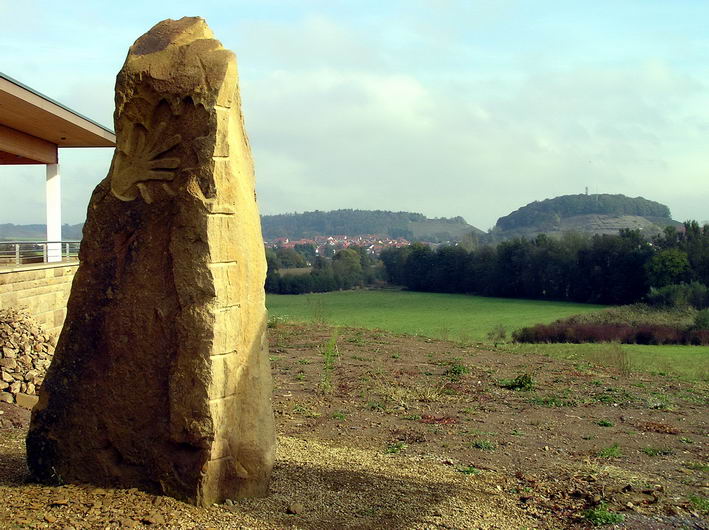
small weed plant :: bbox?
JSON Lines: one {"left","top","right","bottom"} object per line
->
{"left": 486, "top": 324, "right": 507, "bottom": 346}
{"left": 307, "top": 297, "right": 329, "bottom": 325}
{"left": 319, "top": 329, "right": 340, "bottom": 393}
{"left": 596, "top": 419, "right": 613, "bottom": 427}
{"left": 267, "top": 315, "right": 288, "bottom": 328}
{"left": 292, "top": 404, "right": 320, "bottom": 418}
{"left": 347, "top": 332, "right": 365, "bottom": 344}
{"left": 444, "top": 363, "right": 469, "bottom": 380}
{"left": 471, "top": 439, "right": 496, "bottom": 451}
{"left": 588, "top": 343, "right": 632, "bottom": 377}
{"left": 641, "top": 447, "right": 673, "bottom": 456}
{"left": 499, "top": 373, "right": 534, "bottom": 391}
{"left": 386, "top": 441, "right": 407, "bottom": 454}
{"left": 597, "top": 443, "right": 622, "bottom": 459}
{"left": 683, "top": 461, "right": 709, "bottom": 472}
{"left": 646, "top": 393, "right": 672, "bottom": 410}
{"left": 582, "top": 503, "right": 624, "bottom": 526}
{"left": 689, "top": 495, "right": 709, "bottom": 514}
{"left": 458, "top": 466, "right": 481, "bottom": 475}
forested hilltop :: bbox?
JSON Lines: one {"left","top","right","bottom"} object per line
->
{"left": 1, "top": 211, "right": 478, "bottom": 243}
{"left": 261, "top": 209, "right": 481, "bottom": 242}
{"left": 491, "top": 194, "right": 679, "bottom": 241}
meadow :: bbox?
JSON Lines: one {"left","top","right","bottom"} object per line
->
{"left": 267, "top": 290, "right": 709, "bottom": 381}
{"left": 267, "top": 289, "right": 603, "bottom": 342}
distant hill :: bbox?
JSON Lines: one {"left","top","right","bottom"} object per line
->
{"left": 0, "top": 223, "right": 83, "bottom": 241}
{"left": 491, "top": 194, "right": 680, "bottom": 240}
{"left": 261, "top": 209, "right": 481, "bottom": 242}
{"left": 0, "top": 210, "right": 480, "bottom": 244}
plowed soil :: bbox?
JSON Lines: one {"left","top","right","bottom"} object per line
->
{"left": 1, "top": 323, "right": 707, "bottom": 529}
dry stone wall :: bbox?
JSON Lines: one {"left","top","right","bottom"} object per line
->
{"left": 0, "top": 265, "right": 77, "bottom": 336}
{"left": 0, "top": 308, "right": 54, "bottom": 408}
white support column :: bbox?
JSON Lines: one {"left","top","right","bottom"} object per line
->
{"left": 46, "top": 163, "right": 62, "bottom": 262}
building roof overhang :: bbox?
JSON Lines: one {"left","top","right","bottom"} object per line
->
{"left": 0, "top": 72, "right": 116, "bottom": 165}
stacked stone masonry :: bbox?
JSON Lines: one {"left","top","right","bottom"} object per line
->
{"left": 0, "top": 308, "right": 55, "bottom": 408}
{"left": 0, "top": 265, "right": 78, "bottom": 336}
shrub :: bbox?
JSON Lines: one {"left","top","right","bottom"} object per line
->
{"left": 514, "top": 321, "right": 709, "bottom": 346}
{"left": 563, "top": 303, "right": 694, "bottom": 328}
{"left": 647, "top": 282, "right": 709, "bottom": 309}
{"left": 689, "top": 329, "right": 709, "bottom": 345}
{"left": 688, "top": 282, "right": 709, "bottom": 309}
{"left": 694, "top": 309, "right": 709, "bottom": 330}
{"left": 486, "top": 324, "right": 507, "bottom": 346}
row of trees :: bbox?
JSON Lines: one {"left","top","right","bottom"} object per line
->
{"left": 267, "top": 244, "right": 321, "bottom": 269}
{"left": 266, "top": 246, "right": 382, "bottom": 294}
{"left": 381, "top": 222, "right": 709, "bottom": 305}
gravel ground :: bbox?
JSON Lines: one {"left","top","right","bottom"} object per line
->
{"left": 1, "top": 429, "right": 540, "bottom": 529}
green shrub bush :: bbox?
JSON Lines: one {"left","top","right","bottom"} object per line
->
{"left": 647, "top": 282, "right": 709, "bottom": 309}
{"left": 694, "top": 309, "right": 709, "bottom": 330}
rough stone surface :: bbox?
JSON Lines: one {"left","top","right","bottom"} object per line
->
{"left": 0, "top": 308, "right": 55, "bottom": 405}
{"left": 15, "top": 393, "right": 38, "bottom": 410}
{"left": 26, "top": 17, "right": 275, "bottom": 507}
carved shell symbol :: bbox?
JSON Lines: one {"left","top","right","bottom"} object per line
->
{"left": 111, "top": 120, "right": 182, "bottom": 203}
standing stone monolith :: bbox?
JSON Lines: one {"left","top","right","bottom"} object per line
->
{"left": 26, "top": 17, "right": 275, "bottom": 506}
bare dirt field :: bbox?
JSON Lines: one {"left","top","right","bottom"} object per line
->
{"left": 1, "top": 323, "right": 707, "bottom": 529}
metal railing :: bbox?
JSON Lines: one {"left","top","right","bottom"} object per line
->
{"left": 0, "top": 240, "right": 80, "bottom": 266}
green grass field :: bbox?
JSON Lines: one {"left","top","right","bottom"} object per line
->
{"left": 267, "top": 290, "right": 603, "bottom": 342}
{"left": 267, "top": 290, "right": 709, "bottom": 381}
{"left": 503, "top": 342, "right": 708, "bottom": 381}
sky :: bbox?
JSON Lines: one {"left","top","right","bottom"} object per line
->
{"left": 1, "top": 0, "right": 708, "bottom": 231}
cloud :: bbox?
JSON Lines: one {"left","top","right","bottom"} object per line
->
{"left": 2, "top": 4, "right": 709, "bottom": 231}
{"left": 245, "top": 48, "right": 709, "bottom": 229}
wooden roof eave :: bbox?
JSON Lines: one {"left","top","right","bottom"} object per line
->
{"left": 0, "top": 72, "right": 116, "bottom": 150}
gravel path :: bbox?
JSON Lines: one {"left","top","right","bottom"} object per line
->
{"left": 1, "top": 429, "right": 540, "bottom": 529}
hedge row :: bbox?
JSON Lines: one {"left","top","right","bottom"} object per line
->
{"left": 513, "top": 322, "right": 709, "bottom": 346}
